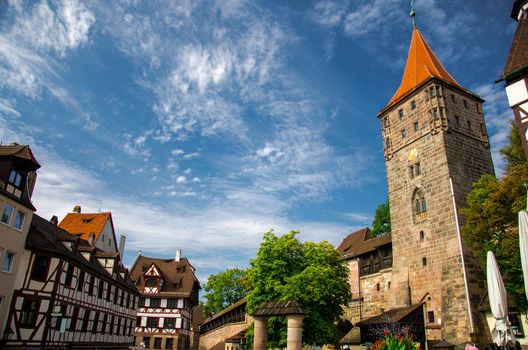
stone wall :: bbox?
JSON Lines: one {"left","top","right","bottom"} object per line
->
{"left": 198, "top": 316, "right": 251, "bottom": 350}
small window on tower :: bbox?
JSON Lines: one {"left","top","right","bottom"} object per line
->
{"left": 383, "top": 116, "right": 388, "bottom": 128}
{"left": 428, "top": 311, "right": 435, "bottom": 323}
{"left": 455, "top": 115, "right": 460, "bottom": 125}
{"left": 481, "top": 123, "right": 487, "bottom": 136}
{"left": 436, "top": 86, "right": 441, "bottom": 96}
{"left": 411, "top": 100, "right": 416, "bottom": 110}
{"left": 432, "top": 108, "right": 439, "bottom": 119}
{"left": 376, "top": 283, "right": 380, "bottom": 291}
{"left": 420, "top": 230, "right": 425, "bottom": 240}
{"left": 413, "top": 188, "right": 427, "bottom": 222}
{"left": 401, "top": 129, "right": 406, "bottom": 139}
{"left": 451, "top": 94, "right": 456, "bottom": 103}
{"left": 414, "top": 121, "right": 419, "bottom": 132}
{"left": 467, "top": 121, "right": 472, "bottom": 131}
{"left": 463, "top": 99, "right": 468, "bottom": 108}
{"left": 399, "top": 109, "right": 404, "bottom": 120}
{"left": 422, "top": 257, "right": 427, "bottom": 266}
{"left": 385, "top": 137, "right": 391, "bottom": 148}
{"left": 430, "top": 86, "right": 436, "bottom": 97}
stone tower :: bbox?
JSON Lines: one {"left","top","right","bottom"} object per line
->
{"left": 378, "top": 28, "right": 494, "bottom": 344}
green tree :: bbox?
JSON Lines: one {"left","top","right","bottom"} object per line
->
{"left": 372, "top": 200, "right": 391, "bottom": 235}
{"left": 246, "top": 230, "right": 351, "bottom": 347}
{"left": 461, "top": 122, "right": 528, "bottom": 309}
{"left": 202, "top": 268, "right": 247, "bottom": 316}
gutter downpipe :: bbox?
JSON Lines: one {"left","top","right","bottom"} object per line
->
{"left": 450, "top": 177, "right": 475, "bottom": 334}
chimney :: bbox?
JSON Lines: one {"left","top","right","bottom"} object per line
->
{"left": 118, "top": 235, "right": 126, "bottom": 259}
{"left": 50, "top": 215, "right": 58, "bottom": 225}
{"left": 73, "top": 205, "right": 81, "bottom": 213}
{"left": 175, "top": 249, "right": 181, "bottom": 262}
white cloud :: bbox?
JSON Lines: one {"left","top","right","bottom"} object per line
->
{"left": 183, "top": 152, "right": 200, "bottom": 159}
{"left": 342, "top": 212, "right": 372, "bottom": 223}
{"left": 176, "top": 175, "right": 187, "bottom": 184}
{"left": 311, "top": 0, "right": 349, "bottom": 28}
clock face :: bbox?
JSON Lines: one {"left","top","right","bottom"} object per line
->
{"left": 407, "top": 148, "right": 418, "bottom": 161}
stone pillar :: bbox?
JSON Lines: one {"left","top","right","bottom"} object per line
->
{"left": 286, "top": 314, "right": 304, "bottom": 350}
{"left": 253, "top": 316, "right": 268, "bottom": 350}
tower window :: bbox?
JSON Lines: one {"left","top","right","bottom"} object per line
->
{"left": 455, "top": 115, "right": 460, "bottom": 125}
{"left": 376, "top": 283, "right": 380, "bottom": 291}
{"left": 436, "top": 86, "right": 441, "bottom": 96}
{"left": 428, "top": 311, "right": 435, "bottom": 323}
{"left": 480, "top": 123, "right": 487, "bottom": 136}
{"left": 383, "top": 116, "right": 388, "bottom": 128}
{"left": 409, "top": 162, "right": 421, "bottom": 178}
{"left": 385, "top": 137, "right": 391, "bottom": 148}
{"left": 430, "top": 86, "right": 436, "bottom": 97}
{"left": 413, "top": 188, "right": 427, "bottom": 222}
{"left": 399, "top": 109, "right": 404, "bottom": 120}
{"left": 451, "top": 94, "right": 456, "bottom": 103}
{"left": 411, "top": 100, "right": 416, "bottom": 110}
{"left": 401, "top": 129, "right": 406, "bottom": 139}
{"left": 467, "top": 121, "right": 472, "bottom": 131}
{"left": 433, "top": 108, "right": 439, "bottom": 119}
{"left": 419, "top": 230, "right": 424, "bottom": 240}
{"left": 414, "top": 121, "right": 419, "bottom": 132}
{"left": 463, "top": 99, "right": 468, "bottom": 108}
{"left": 422, "top": 257, "right": 427, "bottom": 266}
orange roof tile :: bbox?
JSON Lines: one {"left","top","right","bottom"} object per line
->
{"left": 385, "top": 29, "right": 460, "bottom": 110}
{"left": 58, "top": 212, "right": 111, "bottom": 243}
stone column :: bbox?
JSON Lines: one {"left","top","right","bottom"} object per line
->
{"left": 253, "top": 316, "right": 268, "bottom": 350}
{"left": 286, "top": 314, "right": 304, "bottom": 350}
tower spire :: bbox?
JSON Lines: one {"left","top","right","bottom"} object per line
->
{"left": 410, "top": 0, "right": 417, "bottom": 28}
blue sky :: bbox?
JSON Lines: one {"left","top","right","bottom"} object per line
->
{"left": 0, "top": 0, "right": 517, "bottom": 284}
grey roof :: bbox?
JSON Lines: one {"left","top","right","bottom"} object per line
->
{"left": 252, "top": 300, "right": 304, "bottom": 316}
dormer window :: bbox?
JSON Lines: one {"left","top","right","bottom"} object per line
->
{"left": 145, "top": 278, "right": 158, "bottom": 287}
{"left": 9, "top": 169, "right": 24, "bottom": 188}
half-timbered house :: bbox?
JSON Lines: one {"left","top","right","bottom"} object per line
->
{"left": 3, "top": 214, "right": 139, "bottom": 349}
{"left": 130, "top": 252, "right": 200, "bottom": 350}
{"left": 0, "top": 144, "right": 40, "bottom": 339}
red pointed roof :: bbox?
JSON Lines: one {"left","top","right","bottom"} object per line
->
{"left": 58, "top": 212, "right": 112, "bottom": 244}
{"left": 384, "top": 29, "right": 461, "bottom": 110}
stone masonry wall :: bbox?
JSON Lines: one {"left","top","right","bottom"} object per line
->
{"left": 199, "top": 316, "right": 251, "bottom": 350}
{"left": 379, "top": 80, "right": 493, "bottom": 345}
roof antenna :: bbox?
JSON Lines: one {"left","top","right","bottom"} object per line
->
{"left": 410, "top": 0, "right": 417, "bottom": 29}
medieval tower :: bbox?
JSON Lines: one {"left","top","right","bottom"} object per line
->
{"left": 378, "top": 27, "right": 494, "bottom": 344}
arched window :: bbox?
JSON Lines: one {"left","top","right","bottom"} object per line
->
{"left": 413, "top": 189, "right": 427, "bottom": 222}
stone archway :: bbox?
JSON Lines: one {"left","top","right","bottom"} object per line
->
{"left": 252, "top": 300, "right": 305, "bottom": 350}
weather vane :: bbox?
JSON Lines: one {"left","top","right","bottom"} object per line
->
{"left": 410, "top": 0, "right": 417, "bottom": 28}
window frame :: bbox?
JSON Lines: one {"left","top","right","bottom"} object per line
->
{"left": 13, "top": 210, "right": 26, "bottom": 231}
{"left": 20, "top": 298, "right": 40, "bottom": 328}
{"left": 30, "top": 255, "right": 50, "bottom": 282}
{"left": 2, "top": 250, "right": 15, "bottom": 273}
{"left": 1, "top": 204, "right": 14, "bottom": 226}
{"left": 8, "top": 169, "right": 25, "bottom": 189}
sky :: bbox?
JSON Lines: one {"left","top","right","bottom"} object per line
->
{"left": 0, "top": 0, "right": 518, "bottom": 285}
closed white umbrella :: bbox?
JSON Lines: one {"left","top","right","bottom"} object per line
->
{"left": 519, "top": 210, "right": 528, "bottom": 303}
{"left": 487, "top": 251, "right": 516, "bottom": 346}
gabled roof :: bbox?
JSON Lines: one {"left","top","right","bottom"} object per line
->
{"left": 129, "top": 255, "right": 200, "bottom": 299}
{"left": 0, "top": 143, "right": 41, "bottom": 169}
{"left": 383, "top": 29, "right": 461, "bottom": 111}
{"left": 501, "top": 4, "right": 528, "bottom": 82}
{"left": 58, "top": 212, "right": 114, "bottom": 247}
{"left": 337, "top": 227, "right": 391, "bottom": 260}
{"left": 27, "top": 214, "right": 137, "bottom": 293}
{"left": 356, "top": 303, "right": 423, "bottom": 326}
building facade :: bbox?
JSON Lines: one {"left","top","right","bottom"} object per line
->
{"left": 130, "top": 253, "right": 200, "bottom": 350}
{"left": 0, "top": 144, "right": 40, "bottom": 339}
{"left": 3, "top": 214, "right": 139, "bottom": 349}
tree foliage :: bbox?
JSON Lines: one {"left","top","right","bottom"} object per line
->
{"left": 372, "top": 200, "right": 391, "bottom": 235}
{"left": 246, "top": 230, "right": 351, "bottom": 347}
{"left": 202, "top": 268, "right": 247, "bottom": 316}
{"left": 461, "top": 123, "right": 528, "bottom": 309}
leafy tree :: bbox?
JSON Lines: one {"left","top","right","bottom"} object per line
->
{"left": 246, "top": 230, "right": 351, "bottom": 347}
{"left": 372, "top": 200, "right": 391, "bottom": 235}
{"left": 202, "top": 268, "right": 247, "bottom": 316}
{"left": 461, "top": 123, "right": 528, "bottom": 309}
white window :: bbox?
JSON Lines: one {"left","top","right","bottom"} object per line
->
{"left": 2, "top": 251, "right": 15, "bottom": 273}
{"left": 1, "top": 204, "right": 14, "bottom": 225}
{"left": 14, "top": 210, "right": 25, "bottom": 231}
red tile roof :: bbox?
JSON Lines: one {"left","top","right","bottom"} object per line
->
{"left": 383, "top": 29, "right": 461, "bottom": 111}
{"left": 501, "top": 7, "right": 528, "bottom": 82}
{"left": 58, "top": 212, "right": 112, "bottom": 244}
